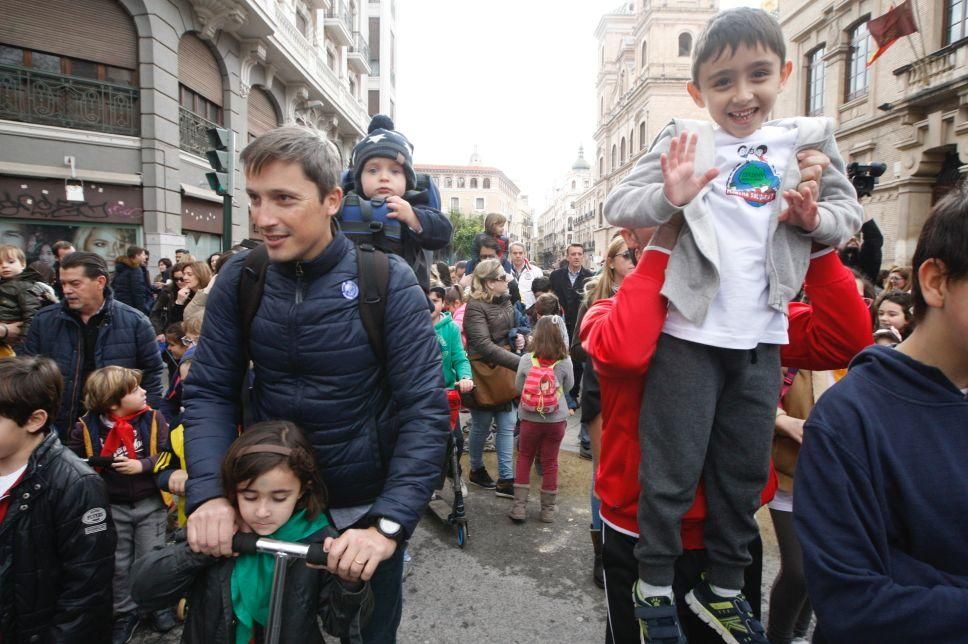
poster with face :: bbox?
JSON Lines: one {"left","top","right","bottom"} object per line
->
{"left": 0, "top": 220, "right": 139, "bottom": 273}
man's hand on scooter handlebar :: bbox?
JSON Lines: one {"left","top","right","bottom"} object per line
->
{"left": 324, "top": 527, "right": 398, "bottom": 583}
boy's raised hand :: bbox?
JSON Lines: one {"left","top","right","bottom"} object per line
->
{"left": 780, "top": 185, "right": 819, "bottom": 232}
{"left": 661, "top": 132, "right": 720, "bottom": 207}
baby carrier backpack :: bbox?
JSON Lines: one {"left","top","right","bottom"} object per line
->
{"left": 337, "top": 170, "right": 441, "bottom": 256}
{"left": 519, "top": 357, "right": 562, "bottom": 417}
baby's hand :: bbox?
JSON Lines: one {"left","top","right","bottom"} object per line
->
{"left": 112, "top": 457, "right": 144, "bottom": 475}
{"left": 386, "top": 196, "right": 419, "bottom": 231}
{"left": 779, "top": 185, "right": 819, "bottom": 233}
{"left": 661, "top": 132, "right": 720, "bottom": 208}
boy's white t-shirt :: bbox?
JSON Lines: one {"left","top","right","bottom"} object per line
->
{"left": 0, "top": 464, "right": 28, "bottom": 500}
{"left": 664, "top": 125, "right": 797, "bottom": 350}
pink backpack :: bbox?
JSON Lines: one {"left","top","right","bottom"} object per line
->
{"left": 520, "top": 357, "right": 561, "bottom": 417}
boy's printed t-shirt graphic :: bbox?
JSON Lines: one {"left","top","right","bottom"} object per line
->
{"left": 664, "top": 126, "right": 797, "bottom": 350}
{"left": 725, "top": 144, "right": 781, "bottom": 207}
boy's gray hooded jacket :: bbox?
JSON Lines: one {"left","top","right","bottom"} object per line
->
{"left": 604, "top": 117, "right": 863, "bottom": 326}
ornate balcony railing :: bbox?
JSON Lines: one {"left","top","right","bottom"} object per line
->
{"left": 179, "top": 107, "right": 218, "bottom": 157}
{"left": 352, "top": 31, "right": 369, "bottom": 63}
{"left": 326, "top": 0, "right": 352, "bottom": 33}
{"left": 0, "top": 63, "right": 139, "bottom": 136}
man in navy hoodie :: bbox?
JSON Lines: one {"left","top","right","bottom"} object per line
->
{"left": 795, "top": 184, "right": 968, "bottom": 642}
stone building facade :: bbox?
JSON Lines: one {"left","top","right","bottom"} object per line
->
{"left": 775, "top": 0, "right": 967, "bottom": 266}
{"left": 580, "top": 0, "right": 717, "bottom": 260}
{"left": 534, "top": 148, "right": 593, "bottom": 269}
{"left": 0, "top": 0, "right": 390, "bottom": 268}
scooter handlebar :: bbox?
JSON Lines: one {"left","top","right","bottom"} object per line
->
{"left": 232, "top": 532, "right": 329, "bottom": 566}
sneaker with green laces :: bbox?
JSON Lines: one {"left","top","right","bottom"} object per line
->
{"left": 632, "top": 582, "right": 686, "bottom": 644}
{"left": 685, "top": 578, "right": 768, "bottom": 644}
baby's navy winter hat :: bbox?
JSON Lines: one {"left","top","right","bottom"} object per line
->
{"left": 350, "top": 114, "right": 416, "bottom": 194}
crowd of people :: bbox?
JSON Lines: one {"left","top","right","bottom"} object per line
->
{"left": 1, "top": 7, "right": 966, "bottom": 644}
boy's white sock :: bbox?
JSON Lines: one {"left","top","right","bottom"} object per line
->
{"left": 708, "top": 583, "right": 742, "bottom": 598}
{"left": 635, "top": 579, "right": 674, "bottom": 600}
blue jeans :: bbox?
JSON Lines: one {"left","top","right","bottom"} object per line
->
{"left": 469, "top": 407, "right": 516, "bottom": 480}
{"left": 361, "top": 543, "right": 405, "bottom": 643}
{"left": 590, "top": 456, "right": 602, "bottom": 530}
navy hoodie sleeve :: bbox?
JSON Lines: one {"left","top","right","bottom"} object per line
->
{"left": 795, "top": 410, "right": 968, "bottom": 642}
{"left": 135, "top": 312, "right": 165, "bottom": 408}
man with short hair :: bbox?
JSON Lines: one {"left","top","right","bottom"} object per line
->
{"left": 174, "top": 249, "right": 189, "bottom": 264}
{"left": 550, "top": 243, "right": 594, "bottom": 447}
{"left": 182, "top": 126, "right": 449, "bottom": 643}
{"left": 795, "top": 185, "right": 968, "bottom": 642}
{"left": 112, "top": 245, "right": 152, "bottom": 314}
{"left": 21, "top": 251, "right": 164, "bottom": 437}
{"left": 508, "top": 241, "right": 542, "bottom": 308}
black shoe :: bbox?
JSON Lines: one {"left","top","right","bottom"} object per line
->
{"left": 579, "top": 443, "right": 593, "bottom": 460}
{"left": 151, "top": 607, "right": 178, "bottom": 633}
{"left": 495, "top": 478, "right": 515, "bottom": 498}
{"left": 685, "top": 578, "right": 768, "bottom": 643}
{"left": 469, "top": 466, "right": 496, "bottom": 489}
{"left": 112, "top": 612, "right": 140, "bottom": 644}
{"left": 633, "top": 584, "right": 686, "bottom": 644}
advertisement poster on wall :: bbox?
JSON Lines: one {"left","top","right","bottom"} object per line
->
{"left": 0, "top": 219, "right": 139, "bottom": 273}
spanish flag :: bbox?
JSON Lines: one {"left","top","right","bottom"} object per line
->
{"left": 867, "top": 0, "right": 919, "bottom": 66}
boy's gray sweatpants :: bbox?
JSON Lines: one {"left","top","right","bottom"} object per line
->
{"left": 635, "top": 333, "right": 780, "bottom": 590}
{"left": 112, "top": 496, "right": 167, "bottom": 614}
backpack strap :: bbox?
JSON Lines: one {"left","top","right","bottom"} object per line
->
{"left": 239, "top": 245, "right": 270, "bottom": 356}
{"left": 356, "top": 244, "right": 390, "bottom": 363}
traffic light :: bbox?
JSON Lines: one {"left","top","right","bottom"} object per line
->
{"left": 205, "top": 127, "right": 233, "bottom": 196}
{"left": 846, "top": 162, "right": 887, "bottom": 198}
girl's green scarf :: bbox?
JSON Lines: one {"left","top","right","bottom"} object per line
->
{"left": 230, "top": 509, "right": 330, "bottom": 644}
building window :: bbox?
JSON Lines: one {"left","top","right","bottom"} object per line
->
{"left": 470, "top": 177, "right": 478, "bottom": 189}
{"left": 445, "top": 176, "right": 453, "bottom": 188}
{"left": 571, "top": 180, "right": 576, "bottom": 190}
{"left": 620, "top": 138, "right": 626, "bottom": 164}
{"left": 629, "top": 129, "right": 634, "bottom": 153}
{"left": 947, "top": 0, "right": 968, "bottom": 44}
{"left": 475, "top": 197, "right": 485, "bottom": 211}
{"left": 611, "top": 145, "right": 617, "bottom": 170}
{"left": 450, "top": 197, "right": 459, "bottom": 211}
{"left": 296, "top": 11, "right": 309, "bottom": 37}
{"left": 599, "top": 156, "right": 604, "bottom": 176}
{"left": 327, "top": 47, "right": 336, "bottom": 70}
{"left": 457, "top": 176, "right": 465, "bottom": 188}
{"left": 806, "top": 46, "right": 826, "bottom": 116}
{"left": 639, "top": 121, "right": 646, "bottom": 150}
{"left": 180, "top": 85, "right": 223, "bottom": 124}
{"left": 483, "top": 178, "right": 491, "bottom": 189}
{"left": 0, "top": 44, "right": 137, "bottom": 86}
{"left": 678, "top": 33, "right": 692, "bottom": 57}
{"left": 846, "top": 20, "right": 871, "bottom": 101}
{"left": 641, "top": 40, "right": 648, "bottom": 68}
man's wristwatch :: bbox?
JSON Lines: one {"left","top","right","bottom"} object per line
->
{"left": 373, "top": 516, "right": 404, "bottom": 542}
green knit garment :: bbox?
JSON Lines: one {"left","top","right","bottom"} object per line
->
{"left": 230, "top": 509, "right": 331, "bottom": 644}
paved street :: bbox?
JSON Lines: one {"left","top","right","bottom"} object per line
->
{"left": 133, "top": 414, "right": 781, "bottom": 643}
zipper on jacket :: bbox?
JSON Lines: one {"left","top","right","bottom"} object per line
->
{"left": 295, "top": 262, "right": 305, "bottom": 305}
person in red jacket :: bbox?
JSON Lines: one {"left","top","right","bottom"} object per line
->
{"left": 582, "top": 219, "right": 872, "bottom": 643}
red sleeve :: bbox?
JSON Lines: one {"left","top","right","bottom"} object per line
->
{"left": 782, "top": 251, "right": 873, "bottom": 371}
{"left": 580, "top": 250, "right": 670, "bottom": 378}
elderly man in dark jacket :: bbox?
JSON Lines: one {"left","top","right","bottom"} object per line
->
{"left": 182, "top": 127, "right": 450, "bottom": 644}
{"left": 22, "top": 252, "right": 164, "bottom": 436}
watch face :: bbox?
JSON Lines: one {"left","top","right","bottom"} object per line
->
{"left": 379, "top": 517, "right": 402, "bottom": 535}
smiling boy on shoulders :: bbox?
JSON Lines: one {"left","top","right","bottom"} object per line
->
{"left": 604, "top": 7, "right": 862, "bottom": 643}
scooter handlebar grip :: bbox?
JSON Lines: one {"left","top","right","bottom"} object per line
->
{"left": 306, "top": 543, "right": 328, "bottom": 566}
{"left": 232, "top": 532, "right": 260, "bottom": 555}
{"left": 87, "top": 456, "right": 115, "bottom": 468}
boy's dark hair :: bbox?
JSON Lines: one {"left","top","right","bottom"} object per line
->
{"left": 692, "top": 7, "right": 786, "bottom": 85}
{"left": 52, "top": 240, "right": 74, "bottom": 258}
{"left": 158, "top": 258, "right": 172, "bottom": 270}
{"left": 222, "top": 421, "right": 327, "bottom": 519}
{"left": 434, "top": 260, "right": 452, "bottom": 287}
{"left": 911, "top": 183, "right": 968, "bottom": 321}
{"left": 0, "top": 356, "right": 63, "bottom": 429}
{"left": 533, "top": 292, "right": 561, "bottom": 317}
{"left": 478, "top": 236, "right": 500, "bottom": 254}
{"left": 164, "top": 322, "right": 185, "bottom": 341}
{"left": 455, "top": 260, "right": 467, "bottom": 270}
{"left": 531, "top": 315, "right": 568, "bottom": 361}
{"left": 60, "top": 251, "right": 109, "bottom": 279}
{"left": 531, "top": 276, "right": 552, "bottom": 295}
{"left": 428, "top": 286, "right": 446, "bottom": 301}
{"left": 125, "top": 246, "right": 145, "bottom": 259}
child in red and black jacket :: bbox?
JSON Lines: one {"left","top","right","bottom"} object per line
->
{"left": 0, "top": 356, "right": 116, "bottom": 644}
{"left": 67, "top": 365, "right": 170, "bottom": 641}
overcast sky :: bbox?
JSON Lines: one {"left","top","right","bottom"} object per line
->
{"left": 396, "top": 0, "right": 758, "bottom": 213}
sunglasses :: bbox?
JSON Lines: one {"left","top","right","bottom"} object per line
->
{"left": 490, "top": 273, "right": 510, "bottom": 282}
{"left": 615, "top": 250, "right": 633, "bottom": 260}
{"left": 175, "top": 276, "right": 187, "bottom": 282}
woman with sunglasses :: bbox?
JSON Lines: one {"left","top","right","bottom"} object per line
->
{"left": 150, "top": 262, "right": 188, "bottom": 338}
{"left": 463, "top": 259, "right": 530, "bottom": 498}
{"left": 170, "top": 261, "right": 212, "bottom": 325}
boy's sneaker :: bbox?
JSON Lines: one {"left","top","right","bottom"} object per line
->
{"left": 633, "top": 583, "right": 686, "bottom": 644}
{"left": 685, "top": 578, "right": 768, "bottom": 644}
{"left": 469, "top": 466, "right": 496, "bottom": 489}
{"left": 112, "top": 612, "right": 140, "bottom": 644}
{"left": 151, "top": 607, "right": 178, "bottom": 633}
